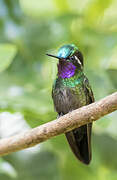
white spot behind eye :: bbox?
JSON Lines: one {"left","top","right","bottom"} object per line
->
{"left": 74, "top": 56, "right": 82, "bottom": 65}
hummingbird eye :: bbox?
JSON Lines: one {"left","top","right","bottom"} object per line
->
{"left": 69, "top": 56, "right": 74, "bottom": 61}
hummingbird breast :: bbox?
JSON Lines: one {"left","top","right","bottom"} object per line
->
{"left": 52, "top": 76, "right": 88, "bottom": 114}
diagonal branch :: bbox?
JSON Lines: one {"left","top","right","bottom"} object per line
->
{"left": 0, "top": 92, "right": 117, "bottom": 157}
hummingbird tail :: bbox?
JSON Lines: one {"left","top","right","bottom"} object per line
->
{"left": 65, "top": 123, "right": 92, "bottom": 165}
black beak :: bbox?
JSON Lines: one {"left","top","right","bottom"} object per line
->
{"left": 46, "top": 53, "right": 61, "bottom": 60}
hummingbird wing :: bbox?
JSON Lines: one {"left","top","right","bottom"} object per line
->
{"left": 65, "top": 78, "right": 94, "bottom": 165}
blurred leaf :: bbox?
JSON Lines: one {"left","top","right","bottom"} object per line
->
{"left": 106, "top": 46, "right": 117, "bottom": 69}
{"left": 54, "top": 0, "right": 70, "bottom": 12}
{"left": 19, "top": 0, "right": 59, "bottom": 17}
{"left": 0, "top": 44, "right": 17, "bottom": 72}
{"left": 85, "top": 0, "right": 113, "bottom": 25}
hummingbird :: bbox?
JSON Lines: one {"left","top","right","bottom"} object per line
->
{"left": 46, "top": 44, "right": 94, "bottom": 165}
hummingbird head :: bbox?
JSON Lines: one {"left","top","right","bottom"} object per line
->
{"left": 47, "top": 44, "right": 83, "bottom": 68}
{"left": 46, "top": 44, "right": 84, "bottom": 78}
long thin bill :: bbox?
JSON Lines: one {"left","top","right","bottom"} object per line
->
{"left": 46, "top": 53, "right": 60, "bottom": 60}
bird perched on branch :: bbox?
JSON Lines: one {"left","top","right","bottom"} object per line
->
{"left": 47, "top": 44, "right": 94, "bottom": 164}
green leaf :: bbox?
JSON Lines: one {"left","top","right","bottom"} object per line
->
{"left": 0, "top": 44, "right": 17, "bottom": 72}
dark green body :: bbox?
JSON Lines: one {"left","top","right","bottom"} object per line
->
{"left": 52, "top": 71, "right": 94, "bottom": 164}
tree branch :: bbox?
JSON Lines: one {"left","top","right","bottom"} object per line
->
{"left": 0, "top": 92, "right": 117, "bottom": 157}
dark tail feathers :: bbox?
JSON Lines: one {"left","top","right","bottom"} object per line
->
{"left": 65, "top": 123, "right": 92, "bottom": 165}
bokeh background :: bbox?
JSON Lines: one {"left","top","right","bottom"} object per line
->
{"left": 0, "top": 0, "right": 117, "bottom": 179}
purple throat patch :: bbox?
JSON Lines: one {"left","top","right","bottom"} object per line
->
{"left": 58, "top": 61, "right": 76, "bottom": 78}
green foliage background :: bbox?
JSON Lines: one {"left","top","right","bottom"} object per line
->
{"left": 0, "top": 0, "right": 117, "bottom": 179}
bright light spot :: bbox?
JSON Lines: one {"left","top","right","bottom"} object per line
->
{"left": 1, "top": 161, "right": 17, "bottom": 178}
{"left": 5, "top": 21, "right": 23, "bottom": 40}
{"left": 8, "top": 86, "right": 24, "bottom": 97}
{"left": 0, "top": 112, "right": 29, "bottom": 137}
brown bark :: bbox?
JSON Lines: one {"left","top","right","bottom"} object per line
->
{"left": 0, "top": 92, "right": 117, "bottom": 157}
